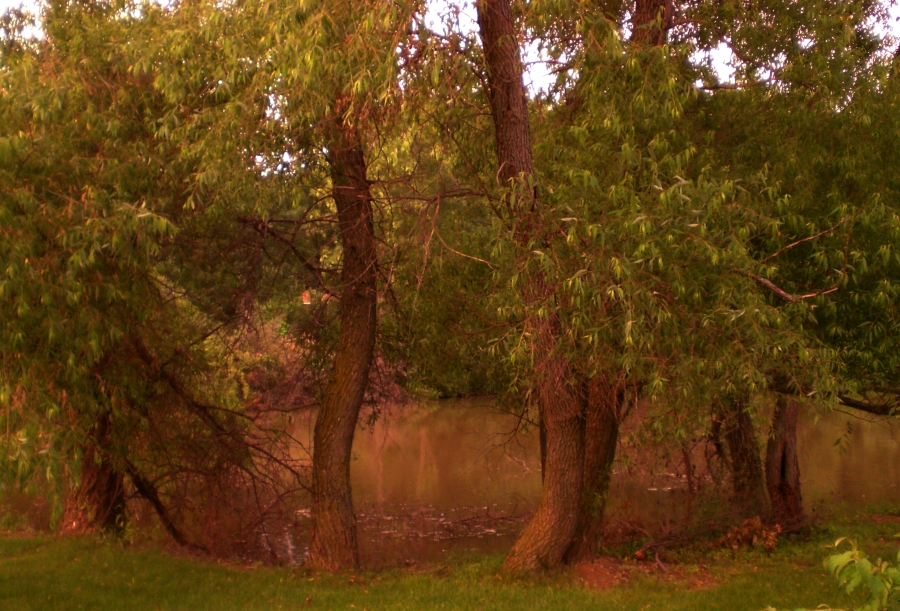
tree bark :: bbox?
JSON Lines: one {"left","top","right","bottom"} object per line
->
{"left": 306, "top": 108, "right": 378, "bottom": 572}
{"left": 564, "top": 376, "right": 623, "bottom": 563}
{"left": 720, "top": 396, "right": 769, "bottom": 518}
{"left": 476, "top": 0, "right": 534, "bottom": 192}
{"left": 631, "top": 0, "right": 669, "bottom": 46}
{"left": 503, "top": 320, "right": 585, "bottom": 572}
{"left": 476, "top": 0, "right": 587, "bottom": 572}
{"left": 60, "top": 411, "right": 126, "bottom": 534}
{"left": 765, "top": 394, "right": 803, "bottom": 525}
{"left": 539, "top": 408, "right": 547, "bottom": 482}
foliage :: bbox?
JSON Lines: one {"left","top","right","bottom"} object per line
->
{"left": 0, "top": 0, "right": 184, "bottom": 506}
{"left": 0, "top": 0, "right": 307, "bottom": 548}
{"left": 4, "top": 0, "right": 900, "bottom": 565}
{"left": 766, "top": 538, "right": 900, "bottom": 611}
{"left": 818, "top": 538, "right": 900, "bottom": 611}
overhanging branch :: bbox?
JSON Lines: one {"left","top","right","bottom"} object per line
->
{"left": 838, "top": 394, "right": 897, "bottom": 416}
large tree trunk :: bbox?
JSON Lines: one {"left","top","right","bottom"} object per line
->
{"left": 476, "top": 0, "right": 587, "bottom": 572}
{"left": 765, "top": 394, "right": 803, "bottom": 525}
{"left": 503, "top": 322, "right": 585, "bottom": 572}
{"left": 306, "top": 108, "right": 378, "bottom": 572}
{"left": 60, "top": 411, "right": 126, "bottom": 534}
{"left": 720, "top": 396, "right": 769, "bottom": 518}
{"left": 564, "top": 376, "right": 623, "bottom": 563}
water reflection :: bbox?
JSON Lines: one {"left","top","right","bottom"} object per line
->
{"left": 352, "top": 398, "right": 541, "bottom": 512}
{"left": 799, "top": 409, "right": 900, "bottom": 511}
{"left": 306, "top": 399, "right": 900, "bottom": 565}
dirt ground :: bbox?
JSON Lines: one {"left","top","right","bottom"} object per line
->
{"left": 575, "top": 556, "right": 718, "bottom": 591}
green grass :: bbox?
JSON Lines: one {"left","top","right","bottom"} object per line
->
{"left": 0, "top": 516, "right": 892, "bottom": 611}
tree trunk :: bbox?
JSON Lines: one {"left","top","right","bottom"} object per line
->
{"left": 476, "top": 0, "right": 534, "bottom": 194}
{"left": 476, "top": 0, "right": 587, "bottom": 572}
{"left": 720, "top": 396, "right": 769, "bottom": 518}
{"left": 765, "top": 394, "right": 803, "bottom": 525}
{"left": 306, "top": 108, "right": 378, "bottom": 572}
{"left": 631, "top": 0, "right": 669, "bottom": 46}
{"left": 60, "top": 411, "right": 126, "bottom": 534}
{"left": 564, "top": 376, "right": 623, "bottom": 563}
{"left": 503, "top": 320, "right": 585, "bottom": 572}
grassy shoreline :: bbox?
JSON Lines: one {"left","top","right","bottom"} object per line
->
{"left": 1, "top": 515, "right": 893, "bottom": 610}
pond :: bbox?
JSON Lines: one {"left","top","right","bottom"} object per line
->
{"left": 298, "top": 398, "right": 900, "bottom": 566}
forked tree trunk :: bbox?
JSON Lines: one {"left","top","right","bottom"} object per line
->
{"left": 306, "top": 107, "right": 377, "bottom": 572}
{"left": 564, "top": 377, "right": 623, "bottom": 563}
{"left": 549, "top": 0, "right": 666, "bottom": 564}
{"left": 721, "top": 396, "right": 769, "bottom": 518}
{"left": 60, "top": 411, "right": 126, "bottom": 534}
{"left": 476, "top": 0, "right": 587, "bottom": 572}
{"left": 765, "top": 394, "right": 803, "bottom": 525}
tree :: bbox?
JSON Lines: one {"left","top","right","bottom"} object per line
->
{"left": 0, "top": 0, "right": 308, "bottom": 551}
{"left": 474, "top": 0, "right": 588, "bottom": 572}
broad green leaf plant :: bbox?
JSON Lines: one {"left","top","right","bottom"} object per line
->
{"left": 766, "top": 538, "right": 900, "bottom": 611}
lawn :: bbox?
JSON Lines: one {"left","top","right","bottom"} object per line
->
{"left": 0, "top": 515, "right": 891, "bottom": 611}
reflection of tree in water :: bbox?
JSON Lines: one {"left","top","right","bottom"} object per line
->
{"left": 415, "top": 428, "right": 440, "bottom": 500}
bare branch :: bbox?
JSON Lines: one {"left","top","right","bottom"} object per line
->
{"left": 751, "top": 274, "right": 840, "bottom": 303}
{"left": 761, "top": 216, "right": 850, "bottom": 264}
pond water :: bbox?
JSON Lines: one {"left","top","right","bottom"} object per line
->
{"left": 301, "top": 398, "right": 900, "bottom": 566}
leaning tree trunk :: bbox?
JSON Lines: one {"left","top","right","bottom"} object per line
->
{"left": 475, "top": 0, "right": 587, "bottom": 572}
{"left": 720, "top": 395, "right": 769, "bottom": 518}
{"left": 306, "top": 107, "right": 378, "bottom": 572}
{"left": 60, "top": 410, "right": 126, "bottom": 534}
{"left": 765, "top": 394, "right": 803, "bottom": 525}
{"left": 564, "top": 376, "right": 624, "bottom": 563}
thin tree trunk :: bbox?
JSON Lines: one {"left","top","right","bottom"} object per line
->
{"left": 306, "top": 107, "right": 377, "bottom": 572}
{"left": 125, "top": 460, "right": 205, "bottom": 551}
{"left": 720, "top": 396, "right": 769, "bottom": 518}
{"left": 765, "top": 394, "right": 803, "bottom": 525}
{"left": 476, "top": 0, "right": 534, "bottom": 194}
{"left": 564, "top": 376, "right": 623, "bottom": 563}
{"left": 476, "top": 0, "right": 586, "bottom": 572}
{"left": 60, "top": 411, "right": 126, "bottom": 534}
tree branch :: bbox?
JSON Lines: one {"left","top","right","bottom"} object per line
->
{"left": 761, "top": 217, "right": 850, "bottom": 264}
{"left": 838, "top": 394, "right": 897, "bottom": 416}
{"left": 751, "top": 274, "right": 840, "bottom": 303}
{"left": 125, "top": 460, "right": 208, "bottom": 552}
